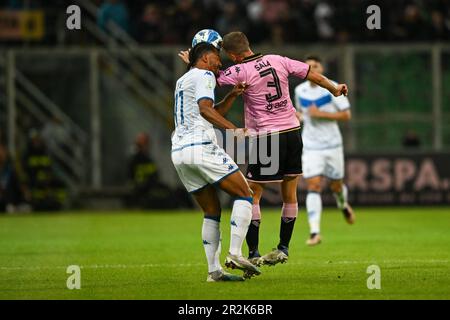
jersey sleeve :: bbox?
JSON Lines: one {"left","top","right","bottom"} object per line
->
{"left": 331, "top": 81, "right": 350, "bottom": 110}
{"left": 333, "top": 94, "right": 351, "bottom": 110}
{"left": 195, "top": 71, "right": 216, "bottom": 103}
{"left": 216, "top": 65, "right": 243, "bottom": 86}
{"left": 282, "top": 57, "right": 310, "bottom": 80}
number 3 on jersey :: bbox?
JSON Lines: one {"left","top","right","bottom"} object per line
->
{"left": 259, "top": 68, "right": 282, "bottom": 102}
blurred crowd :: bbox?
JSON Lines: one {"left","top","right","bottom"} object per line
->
{"left": 0, "top": 125, "right": 192, "bottom": 213}
{"left": 126, "top": 132, "right": 193, "bottom": 209}
{"left": 123, "top": 0, "right": 450, "bottom": 45}
{"left": 1, "top": 0, "right": 449, "bottom": 45}
{"left": 0, "top": 130, "right": 66, "bottom": 214}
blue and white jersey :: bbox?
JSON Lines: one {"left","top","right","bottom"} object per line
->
{"left": 294, "top": 81, "right": 350, "bottom": 150}
{"left": 172, "top": 68, "right": 217, "bottom": 150}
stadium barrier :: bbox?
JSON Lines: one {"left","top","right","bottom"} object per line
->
{"left": 260, "top": 152, "right": 450, "bottom": 206}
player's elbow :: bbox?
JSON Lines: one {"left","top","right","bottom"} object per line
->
{"left": 344, "top": 110, "right": 352, "bottom": 121}
{"left": 199, "top": 107, "right": 208, "bottom": 118}
{"left": 199, "top": 104, "right": 211, "bottom": 119}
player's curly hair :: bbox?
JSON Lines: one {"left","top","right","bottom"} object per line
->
{"left": 187, "top": 42, "right": 218, "bottom": 70}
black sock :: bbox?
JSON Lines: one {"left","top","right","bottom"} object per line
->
{"left": 246, "top": 219, "right": 261, "bottom": 257}
{"left": 278, "top": 217, "right": 297, "bottom": 254}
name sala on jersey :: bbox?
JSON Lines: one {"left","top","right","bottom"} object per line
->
{"left": 255, "top": 60, "right": 271, "bottom": 71}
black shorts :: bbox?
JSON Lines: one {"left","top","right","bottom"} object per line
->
{"left": 246, "top": 127, "right": 303, "bottom": 183}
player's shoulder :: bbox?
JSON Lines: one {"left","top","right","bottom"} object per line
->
{"left": 222, "top": 64, "right": 244, "bottom": 78}
{"left": 191, "top": 68, "right": 215, "bottom": 78}
{"left": 264, "top": 54, "right": 287, "bottom": 63}
{"left": 190, "top": 68, "right": 216, "bottom": 83}
{"left": 264, "top": 54, "right": 282, "bottom": 59}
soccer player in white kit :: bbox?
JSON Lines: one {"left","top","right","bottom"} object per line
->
{"left": 294, "top": 56, "right": 356, "bottom": 246}
{"left": 171, "top": 42, "right": 261, "bottom": 281}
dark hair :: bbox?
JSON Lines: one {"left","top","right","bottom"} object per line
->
{"left": 305, "top": 55, "right": 322, "bottom": 63}
{"left": 187, "top": 42, "right": 218, "bottom": 70}
{"left": 222, "top": 31, "right": 250, "bottom": 55}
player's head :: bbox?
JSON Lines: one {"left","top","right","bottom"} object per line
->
{"left": 222, "top": 31, "right": 251, "bottom": 63}
{"left": 135, "top": 132, "right": 150, "bottom": 152}
{"left": 188, "top": 42, "right": 222, "bottom": 75}
{"left": 305, "top": 55, "right": 324, "bottom": 74}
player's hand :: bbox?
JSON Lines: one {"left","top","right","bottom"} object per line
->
{"left": 334, "top": 84, "right": 348, "bottom": 97}
{"left": 178, "top": 49, "right": 190, "bottom": 65}
{"left": 295, "top": 111, "right": 303, "bottom": 123}
{"left": 231, "top": 82, "right": 248, "bottom": 97}
{"left": 308, "top": 105, "right": 320, "bottom": 118}
{"left": 233, "top": 128, "right": 248, "bottom": 138}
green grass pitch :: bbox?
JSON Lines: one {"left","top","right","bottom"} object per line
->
{"left": 0, "top": 207, "right": 449, "bottom": 300}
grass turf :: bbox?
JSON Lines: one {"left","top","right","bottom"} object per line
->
{"left": 0, "top": 207, "right": 449, "bottom": 300}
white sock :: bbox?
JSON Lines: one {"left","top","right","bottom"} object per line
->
{"left": 202, "top": 217, "right": 221, "bottom": 273}
{"left": 229, "top": 199, "right": 252, "bottom": 256}
{"left": 333, "top": 184, "right": 348, "bottom": 210}
{"left": 214, "top": 231, "right": 222, "bottom": 271}
{"left": 306, "top": 192, "right": 322, "bottom": 235}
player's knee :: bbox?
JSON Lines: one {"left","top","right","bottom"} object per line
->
{"left": 307, "top": 183, "right": 322, "bottom": 193}
{"left": 252, "top": 190, "right": 263, "bottom": 204}
{"left": 249, "top": 184, "right": 263, "bottom": 204}
{"left": 203, "top": 204, "right": 221, "bottom": 216}
{"left": 230, "top": 179, "right": 252, "bottom": 199}
{"left": 330, "top": 181, "right": 343, "bottom": 193}
{"left": 235, "top": 186, "right": 252, "bottom": 199}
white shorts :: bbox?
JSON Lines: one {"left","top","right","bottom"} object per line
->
{"left": 302, "top": 146, "right": 344, "bottom": 180}
{"left": 171, "top": 142, "right": 239, "bottom": 193}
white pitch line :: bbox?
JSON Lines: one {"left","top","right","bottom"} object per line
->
{"left": 0, "top": 260, "right": 448, "bottom": 271}
{"left": 0, "top": 263, "right": 204, "bottom": 271}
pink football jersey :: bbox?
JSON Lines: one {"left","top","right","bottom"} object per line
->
{"left": 217, "top": 54, "right": 310, "bottom": 133}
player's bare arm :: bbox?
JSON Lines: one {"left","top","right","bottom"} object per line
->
{"left": 215, "top": 82, "right": 248, "bottom": 116}
{"left": 308, "top": 105, "right": 352, "bottom": 121}
{"left": 198, "top": 98, "right": 238, "bottom": 130}
{"left": 307, "top": 71, "right": 348, "bottom": 97}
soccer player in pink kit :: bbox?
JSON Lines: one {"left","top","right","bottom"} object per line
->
{"left": 218, "top": 32, "right": 348, "bottom": 266}
{"left": 180, "top": 31, "right": 348, "bottom": 266}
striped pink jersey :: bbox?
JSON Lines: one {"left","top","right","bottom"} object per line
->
{"left": 217, "top": 54, "right": 310, "bottom": 133}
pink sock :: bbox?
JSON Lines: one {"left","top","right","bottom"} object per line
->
{"left": 252, "top": 204, "right": 261, "bottom": 220}
{"left": 282, "top": 203, "right": 298, "bottom": 219}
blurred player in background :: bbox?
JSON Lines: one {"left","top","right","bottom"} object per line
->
{"left": 294, "top": 55, "right": 355, "bottom": 246}
{"left": 171, "top": 42, "right": 260, "bottom": 282}
{"left": 180, "top": 31, "right": 349, "bottom": 266}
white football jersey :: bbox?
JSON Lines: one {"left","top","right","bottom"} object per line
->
{"left": 294, "top": 81, "right": 350, "bottom": 150}
{"left": 172, "top": 68, "right": 217, "bottom": 149}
